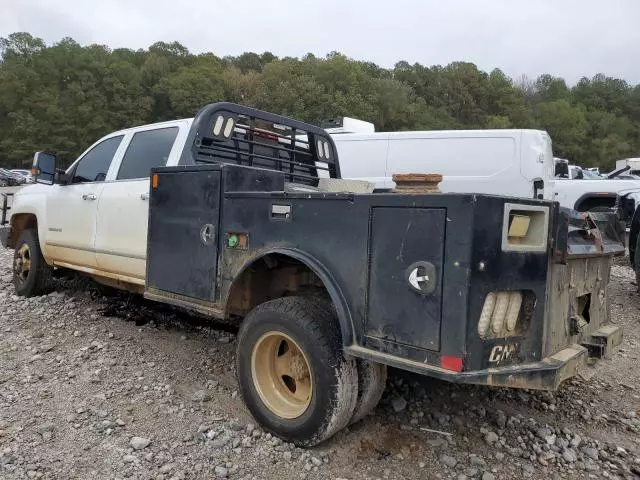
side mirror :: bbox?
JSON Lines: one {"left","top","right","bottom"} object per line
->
{"left": 554, "top": 161, "right": 569, "bottom": 178}
{"left": 33, "top": 152, "right": 57, "bottom": 185}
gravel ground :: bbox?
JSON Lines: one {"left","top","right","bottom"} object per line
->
{"left": 1, "top": 246, "right": 640, "bottom": 480}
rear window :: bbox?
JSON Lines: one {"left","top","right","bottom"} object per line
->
{"left": 117, "top": 127, "right": 179, "bottom": 180}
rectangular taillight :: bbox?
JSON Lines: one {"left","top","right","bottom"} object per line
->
{"left": 501, "top": 203, "right": 549, "bottom": 252}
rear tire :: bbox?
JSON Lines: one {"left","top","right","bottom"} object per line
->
{"left": 350, "top": 359, "right": 387, "bottom": 425}
{"left": 13, "top": 229, "right": 52, "bottom": 297}
{"left": 236, "top": 296, "right": 358, "bottom": 446}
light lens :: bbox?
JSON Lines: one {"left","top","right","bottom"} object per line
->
{"left": 506, "top": 292, "right": 523, "bottom": 331}
{"left": 223, "top": 118, "right": 235, "bottom": 138}
{"left": 508, "top": 214, "right": 530, "bottom": 239}
{"left": 317, "top": 139, "right": 324, "bottom": 158}
{"left": 440, "top": 355, "right": 463, "bottom": 372}
{"left": 478, "top": 292, "right": 495, "bottom": 338}
{"left": 491, "top": 292, "right": 510, "bottom": 333}
{"left": 213, "top": 115, "right": 225, "bottom": 136}
{"left": 478, "top": 290, "right": 525, "bottom": 338}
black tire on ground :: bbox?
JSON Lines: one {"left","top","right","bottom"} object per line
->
{"left": 13, "top": 228, "right": 52, "bottom": 297}
{"left": 635, "top": 234, "right": 640, "bottom": 293}
{"left": 236, "top": 296, "right": 358, "bottom": 447}
{"left": 350, "top": 359, "right": 387, "bottom": 425}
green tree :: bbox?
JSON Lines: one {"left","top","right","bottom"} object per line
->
{"left": 1, "top": 32, "right": 639, "bottom": 170}
{"left": 535, "top": 100, "right": 588, "bottom": 160}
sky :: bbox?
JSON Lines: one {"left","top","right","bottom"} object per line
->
{"left": 2, "top": 0, "right": 640, "bottom": 84}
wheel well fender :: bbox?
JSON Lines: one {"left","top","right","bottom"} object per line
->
{"left": 225, "top": 248, "right": 355, "bottom": 346}
{"left": 9, "top": 213, "right": 38, "bottom": 249}
{"left": 573, "top": 193, "right": 617, "bottom": 212}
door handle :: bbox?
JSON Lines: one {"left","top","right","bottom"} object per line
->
{"left": 140, "top": 193, "right": 149, "bottom": 201}
{"left": 82, "top": 194, "right": 97, "bottom": 201}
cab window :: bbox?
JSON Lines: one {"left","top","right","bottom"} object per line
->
{"left": 116, "top": 127, "right": 179, "bottom": 180}
{"left": 72, "top": 136, "right": 124, "bottom": 183}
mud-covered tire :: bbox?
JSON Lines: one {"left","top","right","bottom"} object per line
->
{"left": 349, "top": 359, "right": 387, "bottom": 425}
{"left": 13, "top": 229, "right": 52, "bottom": 297}
{"left": 236, "top": 296, "right": 358, "bottom": 447}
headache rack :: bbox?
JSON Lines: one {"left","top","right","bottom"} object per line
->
{"left": 180, "top": 102, "right": 340, "bottom": 186}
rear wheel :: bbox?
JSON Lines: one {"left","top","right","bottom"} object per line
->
{"left": 350, "top": 359, "right": 387, "bottom": 425}
{"left": 13, "top": 229, "right": 52, "bottom": 297}
{"left": 236, "top": 296, "right": 358, "bottom": 446}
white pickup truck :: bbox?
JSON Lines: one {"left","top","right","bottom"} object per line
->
{"left": 0, "top": 103, "right": 627, "bottom": 447}
{"left": 1, "top": 118, "right": 191, "bottom": 294}
{"left": 329, "top": 123, "right": 640, "bottom": 212}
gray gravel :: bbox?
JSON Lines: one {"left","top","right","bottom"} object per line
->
{"left": 1, "top": 245, "right": 640, "bottom": 479}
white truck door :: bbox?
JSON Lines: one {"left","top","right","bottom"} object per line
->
{"left": 45, "top": 135, "right": 125, "bottom": 269}
{"left": 94, "top": 125, "right": 183, "bottom": 281}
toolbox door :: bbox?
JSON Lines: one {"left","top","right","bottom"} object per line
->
{"left": 366, "top": 207, "right": 445, "bottom": 351}
{"left": 146, "top": 170, "right": 221, "bottom": 301}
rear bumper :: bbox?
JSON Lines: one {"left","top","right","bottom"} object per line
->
{"left": 347, "top": 325, "right": 622, "bottom": 391}
{"left": 456, "top": 325, "right": 622, "bottom": 390}
{"left": 456, "top": 344, "right": 588, "bottom": 391}
{"left": 0, "top": 225, "right": 11, "bottom": 248}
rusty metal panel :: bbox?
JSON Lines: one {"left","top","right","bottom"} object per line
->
{"left": 543, "top": 256, "right": 612, "bottom": 357}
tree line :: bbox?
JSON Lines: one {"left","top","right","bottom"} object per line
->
{"left": 1, "top": 32, "right": 639, "bottom": 170}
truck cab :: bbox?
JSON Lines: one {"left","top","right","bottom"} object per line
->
{"left": 3, "top": 118, "right": 193, "bottom": 288}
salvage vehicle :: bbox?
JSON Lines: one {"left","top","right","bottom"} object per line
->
{"left": 615, "top": 158, "right": 640, "bottom": 177}
{"left": 1, "top": 103, "right": 625, "bottom": 446}
{"left": 330, "top": 127, "right": 639, "bottom": 211}
{"left": 0, "top": 168, "right": 26, "bottom": 187}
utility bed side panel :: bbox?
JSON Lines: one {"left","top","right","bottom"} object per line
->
{"left": 146, "top": 168, "right": 222, "bottom": 300}
{"left": 219, "top": 188, "right": 483, "bottom": 363}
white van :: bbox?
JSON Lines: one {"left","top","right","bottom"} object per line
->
{"left": 331, "top": 129, "right": 640, "bottom": 211}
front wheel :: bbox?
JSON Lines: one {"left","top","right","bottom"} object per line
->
{"left": 13, "top": 229, "right": 52, "bottom": 297}
{"left": 236, "top": 297, "right": 358, "bottom": 446}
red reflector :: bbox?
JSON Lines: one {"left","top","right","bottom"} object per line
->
{"left": 440, "top": 355, "right": 463, "bottom": 372}
{"left": 253, "top": 130, "right": 279, "bottom": 142}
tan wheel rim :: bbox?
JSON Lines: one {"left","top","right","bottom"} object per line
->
{"left": 251, "top": 331, "right": 312, "bottom": 419}
{"left": 14, "top": 243, "right": 31, "bottom": 285}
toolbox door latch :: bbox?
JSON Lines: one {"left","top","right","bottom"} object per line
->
{"left": 405, "top": 261, "right": 437, "bottom": 296}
